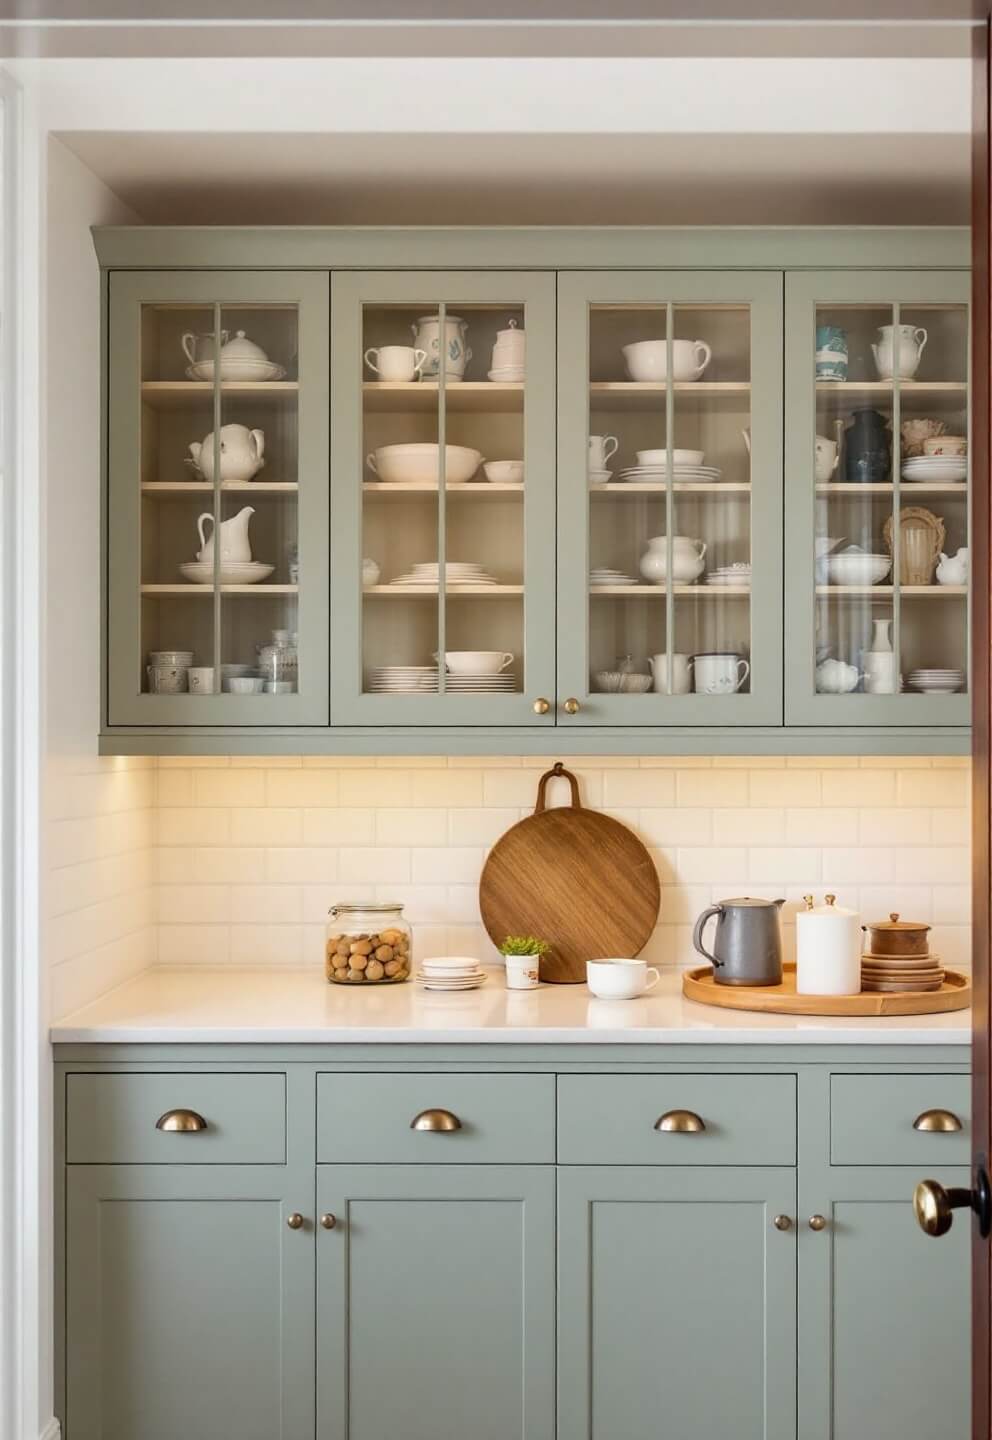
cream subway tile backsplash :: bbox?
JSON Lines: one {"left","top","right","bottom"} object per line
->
{"left": 146, "top": 756, "right": 973, "bottom": 976}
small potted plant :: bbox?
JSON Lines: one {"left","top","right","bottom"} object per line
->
{"left": 499, "top": 935, "right": 550, "bottom": 990}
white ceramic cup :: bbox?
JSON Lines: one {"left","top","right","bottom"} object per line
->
{"left": 814, "top": 435, "right": 839, "bottom": 482}
{"left": 622, "top": 338, "right": 712, "bottom": 383}
{"left": 187, "top": 666, "right": 215, "bottom": 694}
{"left": 588, "top": 435, "right": 619, "bottom": 470}
{"left": 444, "top": 650, "right": 514, "bottom": 675}
{"left": 649, "top": 653, "right": 693, "bottom": 695}
{"left": 364, "top": 345, "right": 427, "bottom": 382}
{"left": 923, "top": 435, "right": 967, "bottom": 457}
{"left": 586, "top": 958, "right": 660, "bottom": 1000}
{"left": 505, "top": 954, "right": 541, "bottom": 990}
{"left": 693, "top": 653, "right": 750, "bottom": 695}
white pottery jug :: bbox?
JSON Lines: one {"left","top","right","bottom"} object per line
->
{"left": 936, "top": 547, "right": 969, "bottom": 586}
{"left": 872, "top": 323, "right": 928, "bottom": 380}
{"left": 639, "top": 535, "right": 707, "bottom": 585}
{"left": 197, "top": 505, "right": 254, "bottom": 564}
{"left": 188, "top": 425, "right": 265, "bottom": 484}
{"left": 410, "top": 313, "right": 471, "bottom": 381}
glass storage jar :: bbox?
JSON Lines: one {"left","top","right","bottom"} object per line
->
{"left": 325, "top": 902, "right": 412, "bottom": 984}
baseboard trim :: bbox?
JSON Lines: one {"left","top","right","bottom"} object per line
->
{"left": 40, "top": 1418, "right": 61, "bottom": 1440}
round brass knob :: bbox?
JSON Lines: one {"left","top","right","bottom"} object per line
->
{"left": 155, "top": 1108, "right": 207, "bottom": 1133}
{"left": 410, "top": 1108, "right": 462, "bottom": 1133}
{"left": 320, "top": 1213, "right": 337, "bottom": 1230}
{"left": 808, "top": 1214, "right": 827, "bottom": 1232}
{"left": 913, "top": 1108, "right": 963, "bottom": 1133}
{"left": 532, "top": 698, "right": 550, "bottom": 715}
{"left": 654, "top": 1109, "right": 706, "bottom": 1134}
{"left": 773, "top": 1215, "right": 792, "bottom": 1231}
{"left": 563, "top": 697, "right": 580, "bottom": 715}
{"left": 286, "top": 1212, "right": 305, "bottom": 1230}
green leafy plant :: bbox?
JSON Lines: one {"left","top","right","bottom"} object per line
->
{"left": 499, "top": 935, "right": 551, "bottom": 958}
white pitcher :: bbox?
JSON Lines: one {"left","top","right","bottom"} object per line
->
{"left": 410, "top": 313, "right": 472, "bottom": 381}
{"left": 639, "top": 535, "right": 707, "bottom": 585}
{"left": 936, "top": 547, "right": 969, "bottom": 586}
{"left": 188, "top": 425, "right": 265, "bottom": 484}
{"left": 197, "top": 505, "right": 254, "bottom": 564}
{"left": 872, "top": 324, "right": 928, "bottom": 380}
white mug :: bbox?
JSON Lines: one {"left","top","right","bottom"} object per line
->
{"left": 814, "top": 435, "right": 839, "bottom": 482}
{"left": 364, "top": 345, "right": 427, "bottom": 382}
{"left": 586, "top": 957, "right": 660, "bottom": 1000}
{"left": 505, "top": 954, "right": 540, "bottom": 990}
{"left": 649, "top": 653, "right": 693, "bottom": 695}
{"left": 588, "top": 434, "right": 619, "bottom": 470}
{"left": 693, "top": 653, "right": 750, "bottom": 695}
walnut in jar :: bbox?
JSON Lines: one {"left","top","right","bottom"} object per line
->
{"left": 325, "top": 903, "right": 412, "bottom": 984}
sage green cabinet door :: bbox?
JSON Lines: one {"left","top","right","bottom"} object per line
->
{"left": 316, "top": 1164, "right": 555, "bottom": 1440}
{"left": 798, "top": 1166, "right": 970, "bottom": 1440}
{"left": 66, "top": 1166, "right": 314, "bottom": 1440}
{"left": 558, "top": 1166, "right": 796, "bottom": 1440}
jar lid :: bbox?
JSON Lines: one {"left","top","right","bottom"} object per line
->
{"left": 329, "top": 902, "right": 403, "bottom": 915}
{"left": 801, "top": 894, "right": 857, "bottom": 918}
{"left": 867, "top": 911, "right": 931, "bottom": 933}
{"left": 220, "top": 329, "right": 269, "bottom": 362}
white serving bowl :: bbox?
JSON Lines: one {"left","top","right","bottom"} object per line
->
{"left": 636, "top": 448, "right": 704, "bottom": 467}
{"left": 367, "top": 443, "right": 483, "bottom": 485}
{"left": 444, "top": 650, "right": 514, "bottom": 675}
{"left": 228, "top": 677, "right": 265, "bottom": 695}
{"left": 483, "top": 460, "right": 524, "bottom": 483}
{"left": 825, "top": 553, "right": 892, "bottom": 586}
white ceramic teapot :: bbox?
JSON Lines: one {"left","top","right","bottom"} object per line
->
{"left": 936, "top": 547, "right": 969, "bottom": 587}
{"left": 188, "top": 425, "right": 265, "bottom": 484}
{"left": 639, "top": 535, "right": 707, "bottom": 585}
{"left": 872, "top": 323, "right": 928, "bottom": 380}
{"left": 197, "top": 505, "right": 254, "bottom": 565}
{"left": 815, "top": 657, "right": 861, "bottom": 694}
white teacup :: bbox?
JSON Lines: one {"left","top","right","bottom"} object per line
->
{"left": 586, "top": 957, "right": 661, "bottom": 1000}
{"left": 814, "top": 435, "right": 839, "bottom": 482}
{"left": 442, "top": 650, "right": 514, "bottom": 675}
{"left": 364, "top": 345, "right": 427, "bottom": 382}
{"left": 187, "top": 666, "right": 215, "bottom": 694}
{"left": 588, "top": 434, "right": 619, "bottom": 470}
{"left": 923, "top": 435, "right": 967, "bottom": 457}
{"left": 694, "top": 652, "right": 750, "bottom": 695}
{"left": 649, "top": 652, "right": 693, "bottom": 695}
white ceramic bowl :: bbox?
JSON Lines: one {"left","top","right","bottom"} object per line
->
{"left": 367, "top": 443, "right": 483, "bottom": 485}
{"left": 149, "top": 650, "right": 193, "bottom": 667}
{"left": 825, "top": 553, "right": 892, "bottom": 586}
{"left": 445, "top": 650, "right": 514, "bottom": 675}
{"left": 483, "top": 460, "right": 524, "bottom": 484}
{"left": 635, "top": 449, "right": 704, "bottom": 467}
{"left": 228, "top": 677, "right": 265, "bottom": 695}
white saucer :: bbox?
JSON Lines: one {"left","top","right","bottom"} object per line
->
{"left": 179, "top": 561, "right": 274, "bottom": 585}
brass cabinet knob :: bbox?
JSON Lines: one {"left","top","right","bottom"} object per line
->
{"left": 532, "top": 697, "right": 550, "bottom": 715}
{"left": 155, "top": 1108, "right": 207, "bottom": 1133}
{"left": 320, "top": 1213, "right": 337, "bottom": 1230}
{"left": 808, "top": 1214, "right": 828, "bottom": 1232}
{"left": 913, "top": 1179, "right": 975, "bottom": 1237}
{"left": 654, "top": 1109, "right": 706, "bottom": 1134}
{"left": 286, "top": 1212, "right": 305, "bottom": 1230}
{"left": 410, "top": 1108, "right": 462, "bottom": 1133}
{"left": 563, "top": 697, "right": 580, "bottom": 715}
{"left": 773, "top": 1215, "right": 792, "bottom": 1231}
{"left": 913, "top": 1108, "right": 963, "bottom": 1133}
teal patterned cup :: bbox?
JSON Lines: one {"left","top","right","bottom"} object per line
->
{"left": 815, "top": 324, "right": 848, "bottom": 381}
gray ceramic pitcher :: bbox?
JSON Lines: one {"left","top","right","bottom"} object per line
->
{"left": 692, "top": 897, "right": 785, "bottom": 987}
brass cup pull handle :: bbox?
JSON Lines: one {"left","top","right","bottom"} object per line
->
{"left": 155, "top": 1108, "right": 207, "bottom": 1133}
{"left": 773, "top": 1214, "right": 792, "bottom": 1231}
{"left": 913, "top": 1108, "right": 963, "bottom": 1133}
{"left": 410, "top": 1108, "right": 462, "bottom": 1133}
{"left": 563, "top": 697, "right": 581, "bottom": 715}
{"left": 808, "top": 1214, "right": 828, "bottom": 1231}
{"left": 286, "top": 1213, "right": 305, "bottom": 1231}
{"left": 320, "top": 1213, "right": 337, "bottom": 1230}
{"left": 654, "top": 1109, "right": 706, "bottom": 1134}
{"left": 532, "top": 697, "right": 550, "bottom": 715}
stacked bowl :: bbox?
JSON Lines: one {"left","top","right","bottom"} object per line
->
{"left": 489, "top": 320, "right": 525, "bottom": 382}
{"left": 861, "top": 912, "right": 943, "bottom": 993}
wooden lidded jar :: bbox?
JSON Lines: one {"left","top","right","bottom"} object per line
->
{"left": 862, "top": 912, "right": 931, "bottom": 958}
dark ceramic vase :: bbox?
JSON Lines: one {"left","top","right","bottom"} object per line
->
{"left": 844, "top": 407, "right": 891, "bottom": 484}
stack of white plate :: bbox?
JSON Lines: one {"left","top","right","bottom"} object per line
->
{"left": 590, "top": 567, "right": 638, "bottom": 587}
{"left": 706, "top": 563, "right": 752, "bottom": 588}
{"left": 902, "top": 455, "right": 968, "bottom": 484}
{"left": 368, "top": 666, "right": 439, "bottom": 693}
{"left": 416, "top": 956, "right": 488, "bottom": 991}
{"left": 442, "top": 673, "right": 517, "bottom": 693}
{"left": 616, "top": 463, "right": 724, "bottom": 484}
{"left": 179, "top": 561, "right": 274, "bottom": 585}
{"left": 388, "top": 562, "right": 499, "bottom": 587}
{"left": 908, "top": 668, "right": 965, "bottom": 694}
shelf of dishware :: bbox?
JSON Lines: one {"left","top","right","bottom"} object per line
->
{"left": 140, "top": 584, "right": 299, "bottom": 596}
{"left": 140, "top": 381, "right": 299, "bottom": 410}
{"left": 364, "top": 584, "right": 524, "bottom": 597}
{"left": 590, "top": 481, "right": 751, "bottom": 496}
{"left": 589, "top": 381, "right": 750, "bottom": 412}
{"left": 815, "top": 381, "right": 965, "bottom": 397}
{"left": 141, "top": 481, "right": 299, "bottom": 495}
{"left": 362, "top": 482, "right": 523, "bottom": 499}
{"left": 362, "top": 381, "right": 524, "bottom": 413}
{"left": 815, "top": 585, "right": 967, "bottom": 598}
{"left": 590, "top": 584, "right": 751, "bottom": 598}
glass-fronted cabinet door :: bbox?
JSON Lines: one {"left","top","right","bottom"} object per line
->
{"left": 557, "top": 272, "right": 783, "bottom": 726}
{"left": 785, "top": 270, "right": 970, "bottom": 726}
{"left": 107, "top": 271, "right": 329, "bottom": 726}
{"left": 329, "top": 272, "right": 556, "bottom": 727}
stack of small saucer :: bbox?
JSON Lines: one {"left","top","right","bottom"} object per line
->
{"left": 416, "top": 956, "right": 488, "bottom": 992}
{"left": 861, "top": 911, "right": 943, "bottom": 993}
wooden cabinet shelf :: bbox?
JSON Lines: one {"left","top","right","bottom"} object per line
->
{"left": 140, "top": 583, "right": 298, "bottom": 596}
{"left": 141, "top": 481, "right": 299, "bottom": 495}
{"left": 815, "top": 584, "right": 967, "bottom": 597}
{"left": 362, "top": 380, "right": 523, "bottom": 412}
{"left": 589, "top": 380, "right": 750, "bottom": 412}
{"left": 364, "top": 583, "right": 524, "bottom": 597}
{"left": 140, "top": 381, "right": 299, "bottom": 410}
{"left": 362, "top": 481, "right": 523, "bottom": 499}
{"left": 590, "top": 584, "right": 751, "bottom": 598}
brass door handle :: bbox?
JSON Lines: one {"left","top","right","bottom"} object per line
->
{"left": 155, "top": 1108, "right": 207, "bottom": 1133}
{"left": 808, "top": 1214, "right": 827, "bottom": 1231}
{"left": 286, "top": 1213, "right": 305, "bottom": 1230}
{"left": 913, "top": 1108, "right": 963, "bottom": 1133}
{"left": 410, "top": 1108, "right": 462, "bottom": 1132}
{"left": 654, "top": 1109, "right": 706, "bottom": 1134}
{"left": 532, "top": 697, "right": 550, "bottom": 715}
{"left": 773, "top": 1214, "right": 792, "bottom": 1231}
{"left": 320, "top": 1213, "right": 337, "bottom": 1230}
{"left": 563, "top": 697, "right": 580, "bottom": 715}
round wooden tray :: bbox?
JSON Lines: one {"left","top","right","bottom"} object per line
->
{"left": 682, "top": 962, "right": 971, "bottom": 1017}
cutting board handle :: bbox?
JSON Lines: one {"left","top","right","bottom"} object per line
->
{"left": 534, "top": 763, "right": 581, "bottom": 814}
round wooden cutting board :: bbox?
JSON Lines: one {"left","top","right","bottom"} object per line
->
{"left": 479, "top": 764, "right": 661, "bottom": 984}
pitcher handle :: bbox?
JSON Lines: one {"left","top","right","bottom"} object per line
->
{"left": 366, "top": 453, "right": 379, "bottom": 476}
{"left": 735, "top": 659, "right": 751, "bottom": 692}
{"left": 696, "top": 541, "right": 707, "bottom": 559}
{"left": 914, "top": 327, "right": 928, "bottom": 359}
{"left": 249, "top": 428, "right": 265, "bottom": 462}
{"left": 197, "top": 513, "right": 214, "bottom": 555}
{"left": 413, "top": 348, "right": 428, "bottom": 375}
{"left": 603, "top": 435, "right": 619, "bottom": 463}
{"left": 692, "top": 341, "right": 713, "bottom": 378}
{"left": 181, "top": 332, "right": 197, "bottom": 367}
{"left": 692, "top": 905, "right": 724, "bottom": 967}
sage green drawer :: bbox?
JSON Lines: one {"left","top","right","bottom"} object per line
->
{"left": 557, "top": 1074, "right": 796, "bottom": 1166}
{"left": 316, "top": 1073, "right": 555, "bottom": 1163}
{"left": 830, "top": 1073, "right": 970, "bottom": 1166}
{"left": 66, "top": 1072, "right": 286, "bottom": 1164}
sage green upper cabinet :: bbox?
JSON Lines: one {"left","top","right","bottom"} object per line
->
{"left": 556, "top": 271, "right": 784, "bottom": 726}
{"left": 785, "top": 270, "right": 971, "bottom": 727}
{"left": 328, "top": 271, "right": 557, "bottom": 727}
{"left": 107, "top": 270, "right": 330, "bottom": 726}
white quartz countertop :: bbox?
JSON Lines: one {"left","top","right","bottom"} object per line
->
{"left": 50, "top": 967, "right": 971, "bottom": 1046}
